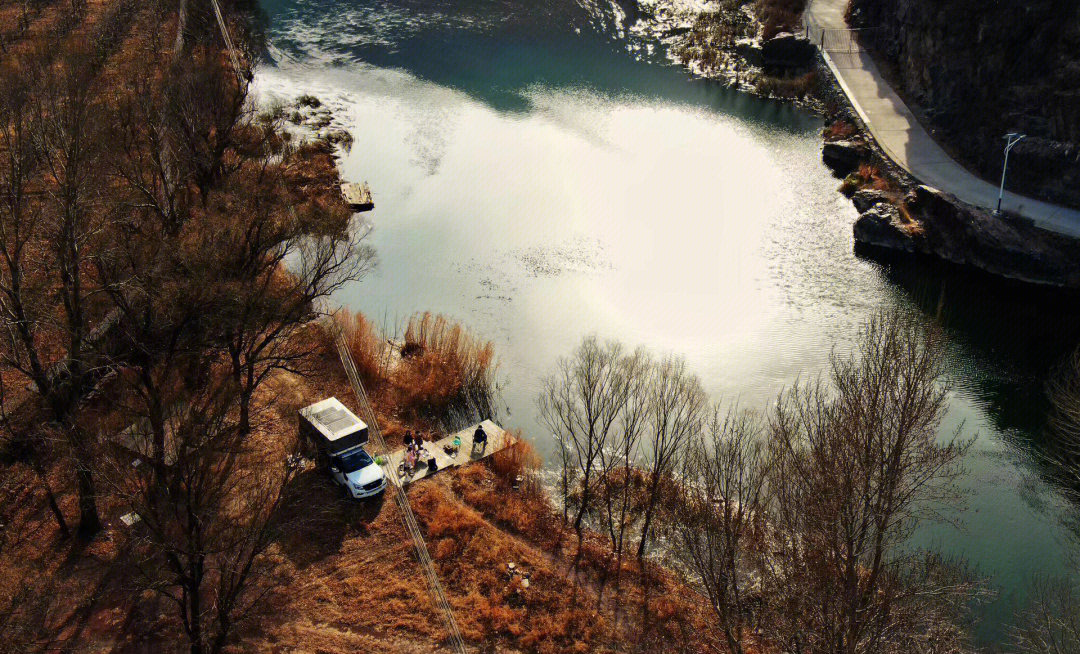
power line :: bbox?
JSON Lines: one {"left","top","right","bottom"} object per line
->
{"left": 334, "top": 325, "right": 469, "bottom": 654}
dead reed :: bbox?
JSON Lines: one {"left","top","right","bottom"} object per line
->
{"left": 397, "top": 312, "right": 498, "bottom": 427}
{"left": 334, "top": 310, "right": 390, "bottom": 388}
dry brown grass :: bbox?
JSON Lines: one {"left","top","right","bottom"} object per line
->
{"left": 336, "top": 310, "right": 390, "bottom": 387}
{"left": 329, "top": 311, "right": 498, "bottom": 431}
{"left": 755, "top": 0, "right": 808, "bottom": 40}
{"left": 898, "top": 201, "right": 926, "bottom": 236}
{"left": 2, "top": 319, "right": 716, "bottom": 653}
{"left": 754, "top": 70, "right": 818, "bottom": 100}
{"left": 398, "top": 312, "right": 496, "bottom": 420}
{"left": 489, "top": 435, "right": 540, "bottom": 484}
{"left": 467, "top": 465, "right": 719, "bottom": 652}
{"left": 840, "top": 162, "right": 897, "bottom": 196}
{"left": 825, "top": 119, "right": 857, "bottom": 141}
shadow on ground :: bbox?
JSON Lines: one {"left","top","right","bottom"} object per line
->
{"left": 276, "top": 468, "right": 388, "bottom": 569}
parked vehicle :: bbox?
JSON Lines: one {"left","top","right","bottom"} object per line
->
{"left": 299, "top": 397, "right": 386, "bottom": 499}
{"left": 328, "top": 446, "right": 385, "bottom": 499}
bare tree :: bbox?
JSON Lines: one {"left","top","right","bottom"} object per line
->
{"left": 760, "top": 309, "right": 972, "bottom": 654}
{"left": 596, "top": 346, "right": 651, "bottom": 598}
{"left": 104, "top": 372, "right": 297, "bottom": 654}
{"left": 671, "top": 404, "right": 768, "bottom": 654}
{"left": 0, "top": 60, "right": 72, "bottom": 537}
{"left": 637, "top": 354, "right": 706, "bottom": 558}
{"left": 1013, "top": 575, "right": 1080, "bottom": 654}
{"left": 0, "top": 41, "right": 110, "bottom": 538}
{"left": 538, "top": 336, "right": 628, "bottom": 549}
{"left": 892, "top": 553, "right": 987, "bottom": 654}
{"left": 218, "top": 231, "right": 372, "bottom": 437}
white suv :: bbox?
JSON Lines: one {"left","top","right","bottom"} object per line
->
{"left": 329, "top": 446, "right": 386, "bottom": 499}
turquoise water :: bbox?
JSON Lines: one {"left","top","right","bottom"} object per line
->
{"left": 256, "top": 0, "right": 1080, "bottom": 643}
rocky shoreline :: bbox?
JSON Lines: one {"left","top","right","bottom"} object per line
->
{"left": 649, "top": 0, "right": 825, "bottom": 106}
{"left": 822, "top": 131, "right": 1080, "bottom": 290}
{"left": 648, "top": 0, "right": 1080, "bottom": 290}
{"left": 852, "top": 185, "right": 1080, "bottom": 289}
{"left": 810, "top": 37, "right": 1080, "bottom": 289}
{"left": 818, "top": 98, "right": 1080, "bottom": 290}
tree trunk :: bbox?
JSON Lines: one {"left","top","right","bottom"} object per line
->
{"left": 30, "top": 459, "right": 70, "bottom": 539}
{"left": 188, "top": 567, "right": 203, "bottom": 654}
{"left": 238, "top": 400, "right": 250, "bottom": 437}
{"left": 74, "top": 465, "right": 101, "bottom": 538}
{"left": 636, "top": 474, "right": 660, "bottom": 558}
{"left": 44, "top": 484, "right": 70, "bottom": 539}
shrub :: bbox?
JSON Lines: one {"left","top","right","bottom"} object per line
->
{"left": 840, "top": 173, "right": 860, "bottom": 196}
{"left": 825, "top": 119, "right": 856, "bottom": 141}
{"left": 673, "top": 4, "right": 755, "bottom": 75}
{"left": 420, "top": 494, "right": 485, "bottom": 543}
{"left": 488, "top": 437, "right": 540, "bottom": 486}
{"left": 754, "top": 70, "right": 818, "bottom": 99}
{"left": 898, "top": 202, "right": 925, "bottom": 236}
{"left": 858, "top": 162, "right": 878, "bottom": 182}
{"left": 755, "top": 0, "right": 808, "bottom": 40}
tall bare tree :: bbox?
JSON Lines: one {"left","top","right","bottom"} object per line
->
{"left": 761, "top": 309, "right": 972, "bottom": 654}
{"left": 637, "top": 354, "right": 706, "bottom": 558}
{"left": 671, "top": 404, "right": 768, "bottom": 654}
{"left": 0, "top": 40, "right": 110, "bottom": 537}
{"left": 214, "top": 221, "right": 372, "bottom": 437}
{"left": 538, "top": 336, "right": 628, "bottom": 547}
{"left": 595, "top": 346, "right": 651, "bottom": 597}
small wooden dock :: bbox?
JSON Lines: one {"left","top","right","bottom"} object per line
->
{"left": 383, "top": 420, "right": 515, "bottom": 487}
{"left": 341, "top": 182, "right": 374, "bottom": 212}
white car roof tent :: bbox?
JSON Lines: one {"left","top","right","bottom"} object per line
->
{"left": 299, "top": 397, "right": 369, "bottom": 456}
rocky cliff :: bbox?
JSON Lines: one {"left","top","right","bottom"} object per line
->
{"left": 847, "top": 0, "right": 1080, "bottom": 209}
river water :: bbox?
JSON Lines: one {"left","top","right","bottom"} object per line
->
{"left": 256, "top": 0, "right": 1080, "bottom": 643}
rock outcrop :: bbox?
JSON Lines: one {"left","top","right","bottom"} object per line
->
{"left": 822, "top": 141, "right": 865, "bottom": 176}
{"left": 851, "top": 189, "right": 889, "bottom": 213}
{"left": 847, "top": 0, "right": 1080, "bottom": 208}
{"left": 853, "top": 186, "right": 1080, "bottom": 288}
{"left": 761, "top": 32, "right": 816, "bottom": 70}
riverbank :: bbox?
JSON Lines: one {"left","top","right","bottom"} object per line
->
{"left": 816, "top": 68, "right": 1080, "bottom": 289}
{"left": 656, "top": 0, "right": 825, "bottom": 106}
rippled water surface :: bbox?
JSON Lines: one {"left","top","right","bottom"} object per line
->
{"left": 256, "top": 0, "right": 1080, "bottom": 641}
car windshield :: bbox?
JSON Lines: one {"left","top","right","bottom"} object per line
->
{"left": 337, "top": 448, "right": 374, "bottom": 473}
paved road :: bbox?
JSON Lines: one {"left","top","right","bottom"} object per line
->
{"left": 804, "top": 0, "right": 1080, "bottom": 237}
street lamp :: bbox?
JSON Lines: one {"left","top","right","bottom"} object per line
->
{"left": 997, "top": 132, "right": 1025, "bottom": 214}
